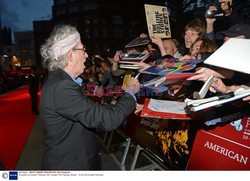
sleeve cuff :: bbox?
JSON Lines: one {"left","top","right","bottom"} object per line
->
{"left": 126, "top": 92, "right": 137, "bottom": 102}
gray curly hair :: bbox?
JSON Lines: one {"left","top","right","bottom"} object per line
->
{"left": 40, "top": 24, "right": 78, "bottom": 71}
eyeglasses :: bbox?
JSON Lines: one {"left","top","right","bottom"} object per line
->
{"left": 73, "top": 47, "right": 86, "bottom": 54}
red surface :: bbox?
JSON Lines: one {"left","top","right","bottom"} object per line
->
{"left": 187, "top": 117, "right": 250, "bottom": 170}
{"left": 0, "top": 86, "right": 39, "bottom": 170}
{"left": 140, "top": 98, "right": 191, "bottom": 120}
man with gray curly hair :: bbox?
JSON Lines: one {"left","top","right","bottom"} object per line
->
{"left": 40, "top": 24, "right": 140, "bottom": 170}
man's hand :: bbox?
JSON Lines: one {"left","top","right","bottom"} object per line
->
{"left": 209, "top": 77, "right": 228, "bottom": 93}
{"left": 206, "top": 6, "right": 217, "bottom": 25}
{"left": 243, "top": 96, "right": 250, "bottom": 103}
{"left": 150, "top": 35, "right": 163, "bottom": 48}
{"left": 125, "top": 77, "right": 140, "bottom": 94}
{"left": 187, "top": 67, "right": 234, "bottom": 82}
{"left": 113, "top": 51, "right": 123, "bottom": 62}
{"left": 139, "top": 33, "right": 149, "bottom": 38}
{"left": 134, "top": 104, "right": 144, "bottom": 114}
{"left": 167, "top": 82, "right": 184, "bottom": 96}
{"left": 187, "top": 67, "right": 217, "bottom": 82}
{"left": 179, "top": 55, "right": 196, "bottom": 62}
{"left": 134, "top": 62, "right": 151, "bottom": 72}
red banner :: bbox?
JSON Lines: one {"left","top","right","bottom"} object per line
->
{"left": 187, "top": 116, "right": 250, "bottom": 170}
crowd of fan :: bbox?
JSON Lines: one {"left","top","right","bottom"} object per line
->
{"left": 1, "top": 0, "right": 250, "bottom": 103}
{"left": 79, "top": 0, "right": 250, "bottom": 105}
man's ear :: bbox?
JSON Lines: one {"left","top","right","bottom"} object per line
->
{"left": 67, "top": 49, "right": 74, "bottom": 63}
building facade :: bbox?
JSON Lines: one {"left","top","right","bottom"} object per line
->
{"left": 14, "top": 31, "right": 36, "bottom": 67}
{"left": 52, "top": 0, "right": 165, "bottom": 54}
{"left": 33, "top": 0, "right": 164, "bottom": 66}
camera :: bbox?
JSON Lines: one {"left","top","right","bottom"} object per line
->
{"left": 205, "top": 10, "right": 225, "bottom": 19}
{"left": 119, "top": 53, "right": 126, "bottom": 59}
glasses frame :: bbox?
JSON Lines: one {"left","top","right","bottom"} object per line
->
{"left": 73, "top": 47, "right": 86, "bottom": 54}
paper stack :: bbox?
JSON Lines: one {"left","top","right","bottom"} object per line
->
{"left": 185, "top": 89, "right": 250, "bottom": 112}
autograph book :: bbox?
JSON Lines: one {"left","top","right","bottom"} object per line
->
{"left": 119, "top": 52, "right": 152, "bottom": 64}
{"left": 141, "top": 98, "right": 191, "bottom": 120}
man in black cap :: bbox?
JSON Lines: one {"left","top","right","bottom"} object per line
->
{"left": 216, "top": 23, "right": 250, "bottom": 42}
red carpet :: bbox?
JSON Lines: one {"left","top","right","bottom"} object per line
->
{"left": 0, "top": 86, "right": 38, "bottom": 170}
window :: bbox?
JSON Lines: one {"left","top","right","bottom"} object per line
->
{"left": 84, "top": 16, "right": 91, "bottom": 24}
{"left": 82, "top": 3, "right": 91, "bottom": 11}
{"left": 128, "top": 20, "right": 137, "bottom": 26}
{"left": 56, "top": 9, "right": 66, "bottom": 16}
{"left": 102, "top": 28, "right": 108, "bottom": 38}
{"left": 69, "top": 18, "right": 79, "bottom": 26}
{"left": 55, "top": 0, "right": 66, "bottom": 5}
{"left": 18, "top": 39, "right": 31, "bottom": 45}
{"left": 113, "top": 28, "right": 124, "bottom": 38}
{"left": 55, "top": 20, "right": 65, "bottom": 24}
{"left": 69, "top": 6, "right": 79, "bottom": 13}
{"left": 100, "top": 18, "right": 107, "bottom": 25}
{"left": 85, "top": 29, "right": 91, "bottom": 38}
{"left": 90, "top": 2, "right": 99, "bottom": 10}
{"left": 112, "top": 16, "right": 123, "bottom": 25}
{"left": 93, "top": 15, "right": 99, "bottom": 24}
{"left": 93, "top": 28, "right": 99, "bottom": 38}
{"left": 128, "top": 29, "right": 137, "bottom": 38}
{"left": 20, "top": 49, "right": 31, "bottom": 55}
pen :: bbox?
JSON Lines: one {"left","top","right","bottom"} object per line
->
{"left": 169, "top": 89, "right": 174, "bottom": 96}
{"left": 135, "top": 72, "right": 141, "bottom": 79}
{"left": 217, "top": 92, "right": 235, "bottom": 99}
{"left": 187, "top": 92, "right": 235, "bottom": 107}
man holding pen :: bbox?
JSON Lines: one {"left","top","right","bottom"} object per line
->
{"left": 39, "top": 24, "right": 140, "bottom": 170}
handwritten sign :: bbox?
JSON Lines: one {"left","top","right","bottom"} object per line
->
{"left": 144, "top": 4, "right": 171, "bottom": 38}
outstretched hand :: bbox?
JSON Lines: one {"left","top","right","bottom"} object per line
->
{"left": 187, "top": 67, "right": 213, "bottom": 82}
{"left": 134, "top": 62, "right": 151, "bottom": 72}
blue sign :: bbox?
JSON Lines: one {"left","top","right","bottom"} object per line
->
{"left": 9, "top": 171, "right": 18, "bottom": 180}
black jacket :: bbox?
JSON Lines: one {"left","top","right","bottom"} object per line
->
{"left": 40, "top": 68, "right": 136, "bottom": 170}
{"left": 28, "top": 74, "right": 39, "bottom": 95}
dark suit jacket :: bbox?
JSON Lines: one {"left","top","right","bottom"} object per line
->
{"left": 40, "top": 68, "right": 136, "bottom": 170}
{"left": 28, "top": 74, "right": 39, "bottom": 95}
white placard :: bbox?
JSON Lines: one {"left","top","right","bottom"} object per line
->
{"left": 204, "top": 38, "right": 250, "bottom": 74}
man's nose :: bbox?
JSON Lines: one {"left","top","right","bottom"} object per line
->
{"left": 85, "top": 52, "right": 89, "bottom": 58}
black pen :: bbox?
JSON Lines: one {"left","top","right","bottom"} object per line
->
{"left": 217, "top": 92, "right": 235, "bottom": 99}
{"left": 186, "top": 92, "right": 235, "bottom": 107}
